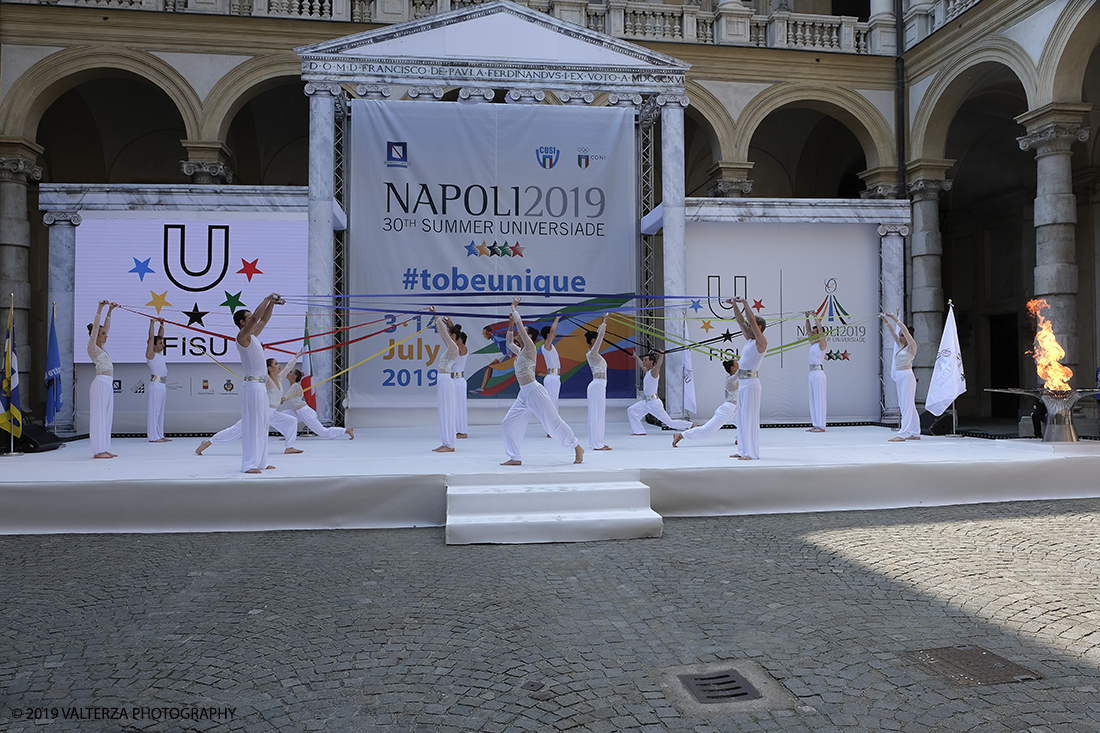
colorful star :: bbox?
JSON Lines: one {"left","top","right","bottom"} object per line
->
{"left": 752, "top": 299, "right": 765, "bottom": 312}
{"left": 721, "top": 329, "right": 734, "bottom": 342}
{"left": 221, "top": 291, "right": 246, "bottom": 312}
{"left": 237, "top": 258, "right": 262, "bottom": 282}
{"left": 701, "top": 320, "right": 713, "bottom": 334}
{"left": 465, "top": 241, "right": 479, "bottom": 257}
{"left": 509, "top": 242, "right": 525, "bottom": 257}
{"left": 183, "top": 302, "right": 209, "bottom": 326}
{"left": 477, "top": 241, "right": 490, "bottom": 256}
{"left": 498, "top": 241, "right": 512, "bottom": 257}
{"left": 488, "top": 242, "right": 501, "bottom": 257}
{"left": 841, "top": 350, "right": 850, "bottom": 361}
{"left": 146, "top": 290, "right": 171, "bottom": 315}
{"left": 690, "top": 299, "right": 702, "bottom": 313}
{"left": 129, "top": 257, "right": 155, "bottom": 281}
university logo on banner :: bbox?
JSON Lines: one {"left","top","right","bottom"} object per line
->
{"left": 535, "top": 146, "right": 560, "bottom": 169}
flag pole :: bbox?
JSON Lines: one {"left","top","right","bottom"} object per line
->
{"left": 943, "top": 300, "right": 963, "bottom": 438}
{"left": 3, "top": 293, "right": 21, "bottom": 456}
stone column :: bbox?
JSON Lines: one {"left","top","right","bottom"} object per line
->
{"left": 1016, "top": 103, "right": 1092, "bottom": 379}
{"left": 44, "top": 211, "right": 81, "bottom": 434}
{"left": 180, "top": 141, "right": 234, "bottom": 184}
{"left": 906, "top": 158, "right": 954, "bottom": 402}
{"left": 306, "top": 82, "right": 340, "bottom": 424}
{"left": 879, "top": 223, "right": 909, "bottom": 422}
{"left": 0, "top": 138, "right": 43, "bottom": 412}
{"left": 659, "top": 94, "right": 689, "bottom": 417}
{"left": 706, "top": 161, "right": 754, "bottom": 198}
{"left": 867, "top": 0, "right": 896, "bottom": 55}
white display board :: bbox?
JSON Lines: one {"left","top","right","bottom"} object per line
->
{"left": 347, "top": 100, "right": 639, "bottom": 409}
{"left": 686, "top": 221, "right": 881, "bottom": 423}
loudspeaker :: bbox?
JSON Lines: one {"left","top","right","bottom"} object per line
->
{"left": 920, "top": 410, "right": 952, "bottom": 436}
{"left": 0, "top": 423, "right": 64, "bottom": 453}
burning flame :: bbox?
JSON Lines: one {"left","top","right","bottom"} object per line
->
{"left": 1026, "top": 298, "right": 1073, "bottom": 392}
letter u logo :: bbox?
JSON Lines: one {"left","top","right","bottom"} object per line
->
{"left": 163, "top": 224, "right": 230, "bottom": 292}
{"left": 707, "top": 274, "right": 746, "bottom": 319}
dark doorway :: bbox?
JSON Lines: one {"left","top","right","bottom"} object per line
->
{"left": 988, "top": 313, "right": 1019, "bottom": 418}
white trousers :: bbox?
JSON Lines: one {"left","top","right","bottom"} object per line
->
{"left": 293, "top": 404, "right": 347, "bottom": 440}
{"left": 502, "top": 381, "right": 579, "bottom": 461}
{"left": 214, "top": 407, "right": 298, "bottom": 448}
{"left": 627, "top": 396, "right": 692, "bottom": 434}
{"left": 737, "top": 378, "right": 762, "bottom": 459}
{"left": 437, "top": 376, "right": 456, "bottom": 448}
{"left": 682, "top": 401, "right": 737, "bottom": 442}
{"left": 808, "top": 370, "right": 827, "bottom": 429}
{"left": 454, "top": 376, "right": 469, "bottom": 433}
{"left": 544, "top": 374, "right": 561, "bottom": 409}
{"left": 587, "top": 378, "right": 607, "bottom": 449}
{"left": 894, "top": 369, "right": 920, "bottom": 438}
{"left": 147, "top": 380, "right": 166, "bottom": 441}
{"left": 89, "top": 374, "right": 114, "bottom": 455}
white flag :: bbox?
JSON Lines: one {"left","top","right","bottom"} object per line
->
{"left": 683, "top": 320, "right": 697, "bottom": 415}
{"left": 925, "top": 303, "right": 966, "bottom": 416}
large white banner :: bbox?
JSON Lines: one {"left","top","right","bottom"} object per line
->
{"left": 348, "top": 100, "right": 638, "bottom": 409}
{"left": 686, "top": 221, "right": 881, "bottom": 422}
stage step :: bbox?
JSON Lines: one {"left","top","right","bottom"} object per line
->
{"left": 445, "top": 475, "right": 663, "bottom": 545}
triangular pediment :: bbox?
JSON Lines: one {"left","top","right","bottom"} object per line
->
{"left": 298, "top": 0, "right": 688, "bottom": 93}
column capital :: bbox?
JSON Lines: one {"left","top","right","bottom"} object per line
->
{"left": 0, "top": 156, "right": 43, "bottom": 183}
{"left": 877, "top": 223, "right": 910, "bottom": 237}
{"left": 907, "top": 178, "right": 952, "bottom": 202}
{"left": 407, "top": 87, "right": 444, "bottom": 100}
{"left": 656, "top": 93, "right": 689, "bottom": 108}
{"left": 708, "top": 179, "right": 753, "bottom": 197}
{"left": 458, "top": 87, "right": 495, "bottom": 103}
{"left": 355, "top": 84, "right": 391, "bottom": 99}
{"left": 1017, "top": 123, "right": 1090, "bottom": 155}
{"left": 858, "top": 165, "right": 900, "bottom": 198}
{"left": 180, "top": 159, "right": 234, "bottom": 184}
{"left": 43, "top": 211, "right": 82, "bottom": 227}
{"left": 861, "top": 184, "right": 899, "bottom": 199}
{"left": 559, "top": 91, "right": 595, "bottom": 105}
{"left": 607, "top": 92, "right": 642, "bottom": 108}
{"left": 304, "top": 82, "right": 343, "bottom": 98}
{"left": 506, "top": 89, "right": 545, "bottom": 105}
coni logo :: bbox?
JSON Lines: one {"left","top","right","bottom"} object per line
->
{"left": 535, "top": 146, "right": 560, "bottom": 169}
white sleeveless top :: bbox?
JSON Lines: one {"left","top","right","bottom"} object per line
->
{"left": 90, "top": 345, "right": 113, "bottom": 376}
{"left": 147, "top": 352, "right": 168, "bottom": 378}
{"left": 740, "top": 339, "right": 765, "bottom": 373}
{"left": 643, "top": 370, "right": 660, "bottom": 398}
{"left": 282, "top": 381, "right": 305, "bottom": 411}
{"left": 542, "top": 342, "right": 561, "bottom": 371}
{"left": 453, "top": 352, "right": 468, "bottom": 376}
{"left": 894, "top": 343, "right": 914, "bottom": 371}
{"left": 510, "top": 341, "right": 536, "bottom": 384}
{"left": 808, "top": 343, "right": 825, "bottom": 366}
{"left": 437, "top": 340, "right": 459, "bottom": 375}
{"left": 587, "top": 324, "right": 607, "bottom": 380}
{"left": 724, "top": 373, "right": 739, "bottom": 403}
{"left": 237, "top": 336, "right": 265, "bottom": 379}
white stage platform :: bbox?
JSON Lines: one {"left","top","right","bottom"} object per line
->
{"left": 2, "top": 424, "right": 1100, "bottom": 535}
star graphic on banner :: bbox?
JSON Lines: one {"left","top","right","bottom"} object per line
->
{"left": 237, "top": 258, "right": 263, "bottom": 282}
{"left": 146, "top": 290, "right": 171, "bottom": 315}
{"left": 701, "top": 320, "right": 713, "bottom": 334}
{"left": 129, "top": 257, "right": 155, "bottom": 281}
{"left": 488, "top": 242, "right": 501, "bottom": 257}
{"left": 841, "top": 350, "right": 850, "bottom": 361}
{"left": 752, "top": 299, "right": 765, "bottom": 312}
{"left": 221, "top": 291, "right": 246, "bottom": 312}
{"left": 721, "top": 329, "right": 734, "bottom": 342}
{"left": 690, "top": 299, "right": 702, "bottom": 313}
{"left": 499, "top": 241, "right": 512, "bottom": 258}
{"left": 477, "top": 241, "right": 490, "bottom": 257}
{"left": 183, "top": 302, "right": 209, "bottom": 326}
{"left": 509, "top": 242, "right": 525, "bottom": 257}
{"left": 465, "top": 241, "right": 479, "bottom": 257}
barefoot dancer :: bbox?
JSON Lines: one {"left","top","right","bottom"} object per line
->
{"left": 145, "top": 318, "right": 170, "bottom": 442}
{"left": 280, "top": 369, "right": 354, "bottom": 441}
{"left": 673, "top": 358, "right": 738, "bottom": 448}
{"left": 500, "top": 297, "right": 583, "bottom": 466}
{"left": 586, "top": 314, "right": 612, "bottom": 451}
{"left": 882, "top": 312, "right": 920, "bottom": 442}
{"left": 430, "top": 307, "right": 459, "bottom": 453}
{"left": 451, "top": 326, "right": 469, "bottom": 439}
{"left": 730, "top": 297, "right": 767, "bottom": 460}
{"left": 806, "top": 310, "right": 827, "bottom": 432}
{"left": 87, "top": 300, "right": 118, "bottom": 459}
{"left": 234, "top": 293, "right": 282, "bottom": 473}
{"left": 626, "top": 350, "right": 693, "bottom": 435}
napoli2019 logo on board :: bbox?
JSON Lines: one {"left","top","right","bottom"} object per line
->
{"left": 386, "top": 141, "right": 408, "bottom": 168}
{"left": 536, "top": 146, "right": 560, "bottom": 169}
{"left": 163, "top": 224, "right": 230, "bottom": 293}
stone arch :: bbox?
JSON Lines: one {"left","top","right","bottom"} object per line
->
{"left": 200, "top": 55, "right": 304, "bottom": 141}
{"left": 732, "top": 83, "right": 894, "bottom": 171}
{"left": 1043, "top": 1, "right": 1100, "bottom": 105}
{"left": 910, "top": 39, "right": 1037, "bottom": 161}
{"left": 0, "top": 45, "right": 202, "bottom": 141}
{"left": 684, "top": 80, "right": 737, "bottom": 163}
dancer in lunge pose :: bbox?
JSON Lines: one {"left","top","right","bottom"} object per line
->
{"left": 673, "top": 358, "right": 739, "bottom": 448}
{"left": 280, "top": 368, "right": 354, "bottom": 441}
{"left": 500, "top": 297, "right": 583, "bottom": 466}
{"left": 88, "top": 300, "right": 118, "bottom": 458}
{"left": 729, "top": 296, "right": 767, "bottom": 460}
{"left": 882, "top": 312, "right": 920, "bottom": 441}
{"left": 450, "top": 325, "right": 469, "bottom": 439}
{"left": 585, "top": 314, "right": 612, "bottom": 451}
{"left": 626, "top": 350, "right": 693, "bottom": 435}
{"left": 229, "top": 293, "right": 282, "bottom": 472}
{"left": 429, "top": 306, "right": 459, "bottom": 453}
{"left": 806, "top": 310, "right": 827, "bottom": 432}
{"left": 145, "top": 318, "right": 170, "bottom": 442}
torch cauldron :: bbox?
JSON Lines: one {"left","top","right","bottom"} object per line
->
{"left": 986, "top": 387, "right": 1100, "bottom": 442}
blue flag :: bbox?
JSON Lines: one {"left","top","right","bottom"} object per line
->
{"left": 45, "top": 306, "right": 63, "bottom": 426}
{"left": 1, "top": 308, "right": 21, "bottom": 439}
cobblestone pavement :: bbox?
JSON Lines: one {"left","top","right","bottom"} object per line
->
{"left": 2, "top": 498, "right": 1099, "bottom": 733}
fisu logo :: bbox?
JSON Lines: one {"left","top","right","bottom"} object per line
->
{"left": 163, "top": 224, "right": 230, "bottom": 293}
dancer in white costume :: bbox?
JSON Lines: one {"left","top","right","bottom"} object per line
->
{"left": 500, "top": 297, "right": 583, "bottom": 466}
{"left": 585, "top": 314, "right": 612, "bottom": 451}
{"left": 196, "top": 353, "right": 303, "bottom": 457}
{"left": 451, "top": 327, "right": 469, "bottom": 438}
{"left": 87, "top": 300, "right": 118, "bottom": 458}
{"left": 540, "top": 316, "right": 562, "bottom": 407}
{"left": 429, "top": 307, "right": 459, "bottom": 453}
{"left": 233, "top": 294, "right": 282, "bottom": 472}
{"left": 145, "top": 318, "right": 170, "bottom": 442}
{"left": 805, "top": 311, "right": 827, "bottom": 432}
{"left": 882, "top": 312, "right": 920, "bottom": 441}
{"left": 673, "top": 358, "right": 739, "bottom": 447}
{"left": 730, "top": 297, "right": 767, "bottom": 460}
{"left": 280, "top": 368, "right": 354, "bottom": 441}
{"left": 626, "top": 350, "right": 693, "bottom": 435}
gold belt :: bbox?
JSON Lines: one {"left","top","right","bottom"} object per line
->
{"left": 739, "top": 369, "right": 758, "bottom": 379}
{"left": 244, "top": 375, "right": 265, "bottom": 383}
{"left": 451, "top": 371, "right": 463, "bottom": 379}
{"left": 150, "top": 375, "right": 165, "bottom": 383}
{"left": 546, "top": 368, "right": 560, "bottom": 375}
{"left": 810, "top": 364, "right": 824, "bottom": 371}
{"left": 646, "top": 394, "right": 659, "bottom": 401}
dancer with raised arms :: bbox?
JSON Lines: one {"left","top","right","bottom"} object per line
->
{"left": 672, "top": 357, "right": 739, "bottom": 448}
{"left": 234, "top": 293, "right": 282, "bottom": 473}
{"left": 626, "top": 349, "right": 693, "bottom": 435}
{"left": 145, "top": 318, "right": 170, "bottom": 442}
{"left": 501, "top": 297, "right": 583, "bottom": 466}
{"left": 585, "top": 313, "right": 612, "bottom": 451}
{"left": 729, "top": 296, "right": 767, "bottom": 460}
{"left": 882, "top": 312, "right": 920, "bottom": 442}
{"left": 451, "top": 325, "right": 469, "bottom": 439}
{"left": 87, "top": 300, "right": 118, "bottom": 458}
{"left": 540, "top": 315, "right": 562, "bottom": 408}
{"left": 429, "top": 306, "right": 459, "bottom": 453}
{"left": 805, "top": 310, "right": 827, "bottom": 432}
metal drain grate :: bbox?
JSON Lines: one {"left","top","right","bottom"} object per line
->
{"left": 678, "top": 669, "right": 762, "bottom": 704}
{"left": 907, "top": 645, "right": 1042, "bottom": 687}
